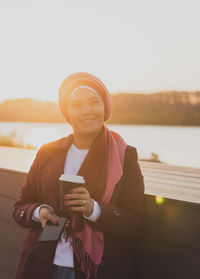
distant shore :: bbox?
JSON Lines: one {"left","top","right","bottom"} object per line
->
{"left": 1, "top": 91, "right": 200, "bottom": 125}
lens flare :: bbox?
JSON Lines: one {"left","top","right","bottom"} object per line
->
{"left": 155, "top": 196, "right": 165, "bottom": 205}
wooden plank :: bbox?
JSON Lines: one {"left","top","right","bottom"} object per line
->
{"left": 141, "top": 168, "right": 200, "bottom": 178}
{"left": 144, "top": 176, "right": 199, "bottom": 188}
{"left": 142, "top": 166, "right": 200, "bottom": 178}
{"left": 140, "top": 165, "right": 200, "bottom": 177}
{"left": 144, "top": 180, "right": 200, "bottom": 195}
{"left": 139, "top": 161, "right": 200, "bottom": 174}
{"left": 142, "top": 170, "right": 200, "bottom": 183}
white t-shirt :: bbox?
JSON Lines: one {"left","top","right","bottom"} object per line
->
{"left": 32, "top": 143, "right": 101, "bottom": 267}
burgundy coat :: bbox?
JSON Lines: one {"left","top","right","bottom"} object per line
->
{"left": 13, "top": 137, "right": 145, "bottom": 279}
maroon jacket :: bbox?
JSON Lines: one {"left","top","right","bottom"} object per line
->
{"left": 13, "top": 138, "right": 145, "bottom": 279}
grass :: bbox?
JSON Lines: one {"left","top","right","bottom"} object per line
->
{"left": 0, "top": 132, "right": 36, "bottom": 149}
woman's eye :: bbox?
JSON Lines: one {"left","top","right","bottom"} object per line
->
{"left": 90, "top": 100, "right": 99, "bottom": 105}
{"left": 71, "top": 103, "right": 81, "bottom": 108}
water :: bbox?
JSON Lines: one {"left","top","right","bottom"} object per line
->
{"left": 0, "top": 121, "right": 199, "bottom": 168}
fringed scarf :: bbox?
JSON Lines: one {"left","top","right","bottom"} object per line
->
{"left": 63, "top": 125, "right": 127, "bottom": 279}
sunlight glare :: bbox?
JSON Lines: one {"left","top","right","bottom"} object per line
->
{"left": 23, "top": 127, "right": 63, "bottom": 149}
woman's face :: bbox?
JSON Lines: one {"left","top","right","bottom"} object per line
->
{"left": 68, "top": 87, "right": 105, "bottom": 137}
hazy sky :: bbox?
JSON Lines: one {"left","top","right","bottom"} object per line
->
{"left": 0, "top": 0, "right": 200, "bottom": 102}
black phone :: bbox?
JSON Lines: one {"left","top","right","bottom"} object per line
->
{"left": 38, "top": 215, "right": 68, "bottom": 242}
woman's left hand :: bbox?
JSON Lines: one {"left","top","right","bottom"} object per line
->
{"left": 64, "top": 187, "right": 94, "bottom": 217}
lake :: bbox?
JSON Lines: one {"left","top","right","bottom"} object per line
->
{"left": 0, "top": 121, "right": 199, "bottom": 168}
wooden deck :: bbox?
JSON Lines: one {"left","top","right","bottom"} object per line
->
{"left": 140, "top": 161, "right": 200, "bottom": 203}
{"left": 0, "top": 146, "right": 200, "bottom": 278}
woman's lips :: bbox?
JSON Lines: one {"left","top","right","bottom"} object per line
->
{"left": 81, "top": 118, "right": 95, "bottom": 123}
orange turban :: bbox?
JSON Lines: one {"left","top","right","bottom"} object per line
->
{"left": 58, "top": 72, "right": 111, "bottom": 122}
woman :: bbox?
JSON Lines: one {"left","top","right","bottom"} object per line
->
{"left": 13, "top": 72, "right": 145, "bottom": 279}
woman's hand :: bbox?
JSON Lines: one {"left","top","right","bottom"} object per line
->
{"left": 39, "top": 206, "right": 58, "bottom": 228}
{"left": 64, "top": 187, "right": 94, "bottom": 217}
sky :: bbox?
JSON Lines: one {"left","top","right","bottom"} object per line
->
{"left": 0, "top": 0, "right": 200, "bottom": 102}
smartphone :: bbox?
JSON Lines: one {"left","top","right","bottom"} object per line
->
{"left": 38, "top": 215, "right": 68, "bottom": 242}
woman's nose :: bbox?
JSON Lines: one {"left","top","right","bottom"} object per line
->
{"left": 81, "top": 103, "right": 92, "bottom": 114}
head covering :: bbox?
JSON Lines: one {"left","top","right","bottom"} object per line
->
{"left": 58, "top": 72, "right": 111, "bottom": 122}
{"left": 62, "top": 125, "right": 127, "bottom": 279}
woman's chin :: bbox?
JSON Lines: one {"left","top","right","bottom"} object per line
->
{"left": 75, "top": 126, "right": 102, "bottom": 137}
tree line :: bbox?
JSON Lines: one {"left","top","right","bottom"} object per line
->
{"left": 0, "top": 91, "right": 200, "bottom": 126}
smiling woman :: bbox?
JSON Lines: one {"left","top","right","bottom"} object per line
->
{"left": 13, "top": 72, "right": 145, "bottom": 279}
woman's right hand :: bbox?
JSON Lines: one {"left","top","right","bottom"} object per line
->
{"left": 39, "top": 206, "right": 58, "bottom": 228}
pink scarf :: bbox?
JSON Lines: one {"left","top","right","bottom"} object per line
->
{"left": 64, "top": 125, "right": 127, "bottom": 278}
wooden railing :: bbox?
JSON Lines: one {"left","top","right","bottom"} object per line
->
{"left": 0, "top": 149, "right": 200, "bottom": 278}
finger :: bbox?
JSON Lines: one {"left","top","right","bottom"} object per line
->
{"left": 64, "top": 199, "right": 86, "bottom": 206}
{"left": 41, "top": 218, "right": 47, "bottom": 229}
{"left": 64, "top": 193, "right": 88, "bottom": 200}
{"left": 70, "top": 187, "right": 87, "bottom": 194}
{"left": 47, "top": 213, "right": 58, "bottom": 225}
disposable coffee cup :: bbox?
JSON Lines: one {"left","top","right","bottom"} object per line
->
{"left": 59, "top": 174, "right": 85, "bottom": 214}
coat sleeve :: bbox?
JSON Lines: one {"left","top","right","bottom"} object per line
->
{"left": 12, "top": 146, "right": 47, "bottom": 229}
{"left": 89, "top": 146, "right": 145, "bottom": 241}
